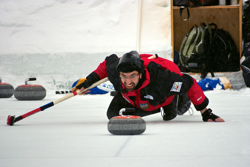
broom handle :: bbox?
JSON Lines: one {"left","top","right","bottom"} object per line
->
{"left": 14, "top": 77, "right": 109, "bottom": 123}
{"left": 53, "top": 77, "right": 108, "bottom": 104}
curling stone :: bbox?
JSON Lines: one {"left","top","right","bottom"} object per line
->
{"left": 14, "top": 78, "right": 46, "bottom": 100}
{"left": 108, "top": 108, "right": 146, "bottom": 135}
{"left": 0, "top": 77, "right": 14, "bottom": 98}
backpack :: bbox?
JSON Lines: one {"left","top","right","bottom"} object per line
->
{"left": 179, "top": 23, "right": 240, "bottom": 78}
{"left": 203, "top": 25, "right": 240, "bottom": 78}
{"left": 179, "top": 23, "right": 212, "bottom": 73}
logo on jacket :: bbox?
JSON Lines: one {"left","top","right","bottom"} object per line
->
{"left": 139, "top": 102, "right": 149, "bottom": 110}
{"left": 144, "top": 94, "right": 154, "bottom": 100}
{"left": 170, "top": 82, "right": 182, "bottom": 92}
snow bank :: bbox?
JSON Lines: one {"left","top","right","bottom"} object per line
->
{"left": 0, "top": 0, "right": 171, "bottom": 54}
{"left": 0, "top": 0, "right": 172, "bottom": 90}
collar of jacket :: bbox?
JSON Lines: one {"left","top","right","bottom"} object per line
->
{"left": 121, "top": 69, "right": 150, "bottom": 96}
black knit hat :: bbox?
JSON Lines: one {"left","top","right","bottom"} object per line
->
{"left": 116, "top": 51, "right": 144, "bottom": 73}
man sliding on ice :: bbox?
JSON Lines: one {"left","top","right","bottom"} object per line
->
{"left": 73, "top": 51, "right": 224, "bottom": 122}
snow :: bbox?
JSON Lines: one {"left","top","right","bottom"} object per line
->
{"left": 0, "top": 0, "right": 171, "bottom": 55}
{"left": 0, "top": 0, "right": 250, "bottom": 166}
{"left": 0, "top": 0, "right": 171, "bottom": 90}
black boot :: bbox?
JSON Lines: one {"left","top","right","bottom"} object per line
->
{"left": 176, "top": 94, "right": 191, "bottom": 115}
{"left": 162, "top": 96, "right": 178, "bottom": 121}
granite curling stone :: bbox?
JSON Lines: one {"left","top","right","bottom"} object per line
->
{"left": 0, "top": 77, "right": 14, "bottom": 98}
{"left": 14, "top": 78, "right": 46, "bottom": 100}
{"left": 108, "top": 108, "right": 146, "bottom": 135}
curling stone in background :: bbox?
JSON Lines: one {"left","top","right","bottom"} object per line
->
{"left": 14, "top": 78, "right": 46, "bottom": 100}
{"left": 108, "top": 108, "right": 146, "bottom": 135}
{"left": 0, "top": 77, "right": 14, "bottom": 98}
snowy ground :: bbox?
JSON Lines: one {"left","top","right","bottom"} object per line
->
{"left": 1, "top": 88, "right": 250, "bottom": 167}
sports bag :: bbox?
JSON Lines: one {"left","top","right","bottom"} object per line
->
{"left": 179, "top": 23, "right": 240, "bottom": 78}
{"left": 179, "top": 23, "right": 213, "bottom": 73}
{"left": 204, "top": 25, "right": 240, "bottom": 77}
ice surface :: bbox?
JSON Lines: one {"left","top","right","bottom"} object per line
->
{"left": 0, "top": 88, "right": 250, "bottom": 167}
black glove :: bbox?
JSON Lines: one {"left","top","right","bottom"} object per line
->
{"left": 76, "top": 81, "right": 87, "bottom": 90}
{"left": 202, "top": 108, "right": 220, "bottom": 122}
{"left": 76, "top": 72, "right": 100, "bottom": 90}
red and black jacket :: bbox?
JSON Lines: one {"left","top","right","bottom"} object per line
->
{"left": 78, "top": 54, "right": 208, "bottom": 111}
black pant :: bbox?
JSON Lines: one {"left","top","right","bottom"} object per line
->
{"left": 107, "top": 92, "right": 161, "bottom": 119}
{"left": 107, "top": 92, "right": 191, "bottom": 120}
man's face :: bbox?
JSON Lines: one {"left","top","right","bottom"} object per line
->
{"left": 119, "top": 71, "right": 142, "bottom": 92}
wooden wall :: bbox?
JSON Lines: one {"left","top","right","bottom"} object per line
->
{"left": 172, "top": 7, "right": 240, "bottom": 53}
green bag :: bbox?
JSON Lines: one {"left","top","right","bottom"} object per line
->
{"left": 179, "top": 23, "right": 213, "bottom": 72}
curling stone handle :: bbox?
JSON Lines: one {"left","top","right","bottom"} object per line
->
{"left": 25, "top": 78, "right": 37, "bottom": 85}
{"left": 119, "top": 108, "right": 136, "bottom": 116}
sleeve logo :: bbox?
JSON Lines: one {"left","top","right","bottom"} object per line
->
{"left": 170, "top": 82, "right": 182, "bottom": 92}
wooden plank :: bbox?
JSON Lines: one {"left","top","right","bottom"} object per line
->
{"left": 173, "top": 9, "right": 189, "bottom": 52}
{"left": 173, "top": 5, "right": 239, "bottom": 9}
{"left": 228, "top": 8, "right": 240, "bottom": 51}
{"left": 171, "top": 0, "right": 174, "bottom": 58}
{"left": 239, "top": 0, "right": 242, "bottom": 56}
